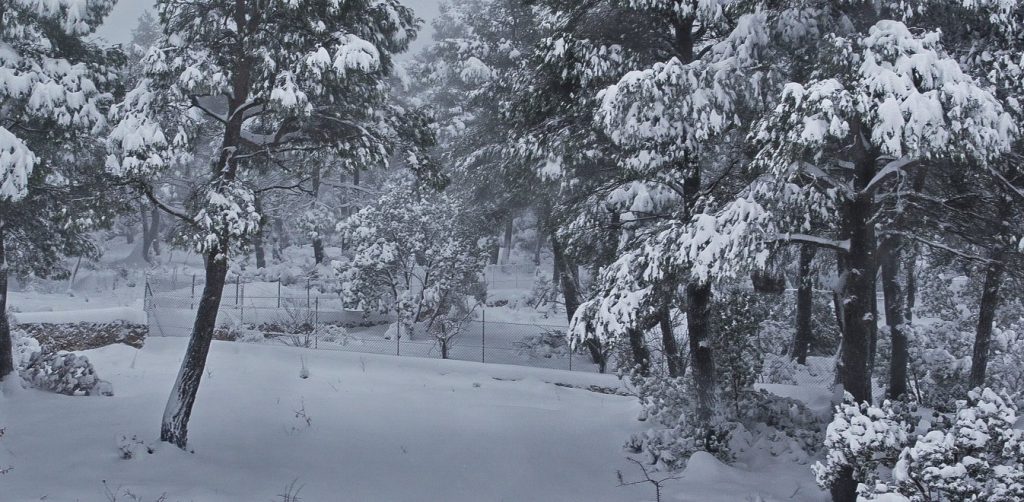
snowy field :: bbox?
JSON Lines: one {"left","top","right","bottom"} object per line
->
{"left": 1, "top": 338, "right": 826, "bottom": 502}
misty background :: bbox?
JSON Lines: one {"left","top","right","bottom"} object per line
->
{"left": 94, "top": 0, "right": 443, "bottom": 55}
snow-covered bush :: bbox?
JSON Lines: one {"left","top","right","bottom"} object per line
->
{"left": 514, "top": 329, "right": 570, "bottom": 359}
{"left": 816, "top": 389, "right": 1024, "bottom": 501}
{"left": 624, "top": 290, "right": 826, "bottom": 469}
{"left": 812, "top": 396, "right": 916, "bottom": 491}
{"left": 21, "top": 350, "right": 113, "bottom": 397}
{"left": 334, "top": 181, "right": 489, "bottom": 339}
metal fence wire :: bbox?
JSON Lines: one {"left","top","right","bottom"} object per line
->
{"left": 144, "top": 279, "right": 602, "bottom": 373}
{"left": 143, "top": 273, "right": 839, "bottom": 386}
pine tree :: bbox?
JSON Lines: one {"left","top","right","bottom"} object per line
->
{"left": 106, "top": 0, "right": 420, "bottom": 449}
{"left": 0, "top": 0, "right": 119, "bottom": 381}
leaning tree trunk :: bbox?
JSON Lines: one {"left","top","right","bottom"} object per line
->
{"left": 793, "top": 245, "right": 817, "bottom": 364}
{"left": 0, "top": 222, "right": 14, "bottom": 380}
{"left": 686, "top": 281, "right": 715, "bottom": 424}
{"left": 160, "top": 248, "right": 229, "bottom": 448}
{"left": 970, "top": 248, "right": 1006, "bottom": 389}
{"left": 553, "top": 236, "right": 604, "bottom": 371}
{"left": 881, "top": 238, "right": 908, "bottom": 399}
{"left": 161, "top": 64, "right": 250, "bottom": 448}
{"left": 832, "top": 127, "right": 878, "bottom": 502}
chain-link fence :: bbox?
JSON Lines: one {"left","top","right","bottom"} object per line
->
{"left": 144, "top": 277, "right": 603, "bottom": 372}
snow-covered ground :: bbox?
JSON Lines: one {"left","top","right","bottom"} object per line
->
{"left": 1, "top": 338, "right": 827, "bottom": 502}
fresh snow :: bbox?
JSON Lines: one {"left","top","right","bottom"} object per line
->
{"left": 1, "top": 338, "right": 827, "bottom": 501}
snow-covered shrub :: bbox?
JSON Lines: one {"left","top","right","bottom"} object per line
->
{"left": 21, "top": 350, "right": 113, "bottom": 397}
{"left": 816, "top": 389, "right": 1024, "bottom": 501}
{"left": 760, "top": 354, "right": 799, "bottom": 385}
{"left": 514, "top": 329, "right": 570, "bottom": 359}
{"left": 812, "top": 396, "right": 916, "bottom": 491}
{"left": 624, "top": 290, "right": 826, "bottom": 469}
{"left": 334, "top": 181, "right": 490, "bottom": 339}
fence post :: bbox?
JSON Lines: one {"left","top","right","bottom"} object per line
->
{"left": 481, "top": 309, "right": 486, "bottom": 363}
{"left": 235, "top": 275, "right": 240, "bottom": 306}
{"left": 568, "top": 340, "right": 573, "bottom": 371}
{"left": 396, "top": 323, "right": 401, "bottom": 356}
{"left": 190, "top": 274, "right": 196, "bottom": 310}
{"left": 277, "top": 280, "right": 281, "bottom": 308}
{"left": 306, "top": 278, "right": 311, "bottom": 308}
{"left": 314, "top": 297, "right": 319, "bottom": 349}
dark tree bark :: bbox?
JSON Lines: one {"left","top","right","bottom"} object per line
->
{"left": 904, "top": 245, "right": 917, "bottom": 323}
{"left": 160, "top": 248, "right": 229, "bottom": 448}
{"left": 627, "top": 326, "right": 651, "bottom": 376}
{"left": 881, "top": 238, "right": 908, "bottom": 399}
{"left": 0, "top": 222, "right": 14, "bottom": 380}
{"left": 686, "top": 281, "right": 715, "bottom": 424}
{"left": 150, "top": 205, "right": 161, "bottom": 256}
{"left": 553, "top": 236, "right": 605, "bottom": 372}
{"left": 970, "top": 249, "right": 1006, "bottom": 389}
{"left": 659, "top": 301, "right": 684, "bottom": 377}
{"left": 837, "top": 128, "right": 876, "bottom": 406}
{"left": 793, "top": 245, "right": 817, "bottom": 364}
{"left": 140, "top": 203, "right": 152, "bottom": 262}
{"left": 311, "top": 164, "right": 325, "bottom": 265}
{"left": 272, "top": 218, "right": 287, "bottom": 261}
{"left": 831, "top": 124, "right": 877, "bottom": 502}
{"left": 253, "top": 198, "right": 266, "bottom": 269}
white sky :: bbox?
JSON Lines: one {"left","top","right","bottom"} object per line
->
{"left": 94, "top": 1, "right": 443, "bottom": 56}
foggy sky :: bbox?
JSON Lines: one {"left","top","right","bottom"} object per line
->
{"left": 94, "top": 1, "right": 443, "bottom": 57}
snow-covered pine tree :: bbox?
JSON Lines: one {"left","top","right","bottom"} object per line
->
{"left": 919, "top": 0, "right": 1024, "bottom": 391}
{"left": 750, "top": 4, "right": 1017, "bottom": 500}
{"left": 0, "top": 0, "right": 119, "bottom": 381}
{"left": 105, "top": 0, "right": 420, "bottom": 449}
{"left": 557, "top": 0, "right": 782, "bottom": 422}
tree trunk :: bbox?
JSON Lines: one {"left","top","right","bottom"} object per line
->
{"left": 150, "top": 205, "right": 161, "bottom": 256}
{"left": 970, "top": 249, "right": 1005, "bottom": 389}
{"left": 881, "top": 238, "right": 908, "bottom": 399}
{"left": 312, "top": 238, "right": 325, "bottom": 265}
{"left": 533, "top": 230, "right": 543, "bottom": 266}
{"left": 904, "top": 244, "right": 918, "bottom": 323}
{"left": 686, "top": 281, "right": 715, "bottom": 423}
{"left": 0, "top": 222, "right": 14, "bottom": 380}
{"left": 553, "top": 236, "right": 604, "bottom": 371}
{"left": 793, "top": 245, "right": 817, "bottom": 364}
{"left": 253, "top": 197, "right": 267, "bottom": 269}
{"left": 499, "top": 216, "right": 513, "bottom": 265}
{"left": 627, "top": 326, "right": 651, "bottom": 376}
{"left": 837, "top": 133, "right": 876, "bottom": 406}
{"left": 272, "top": 218, "right": 287, "bottom": 261}
{"left": 311, "top": 164, "right": 325, "bottom": 265}
{"left": 660, "top": 302, "right": 684, "bottom": 377}
{"left": 831, "top": 126, "right": 877, "bottom": 502}
{"left": 160, "top": 249, "right": 229, "bottom": 448}
{"left": 161, "top": 51, "right": 250, "bottom": 448}
{"left": 140, "top": 203, "right": 152, "bottom": 263}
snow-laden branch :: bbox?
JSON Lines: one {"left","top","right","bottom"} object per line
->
{"left": 772, "top": 233, "right": 851, "bottom": 252}
{"left": 863, "top": 157, "right": 915, "bottom": 195}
